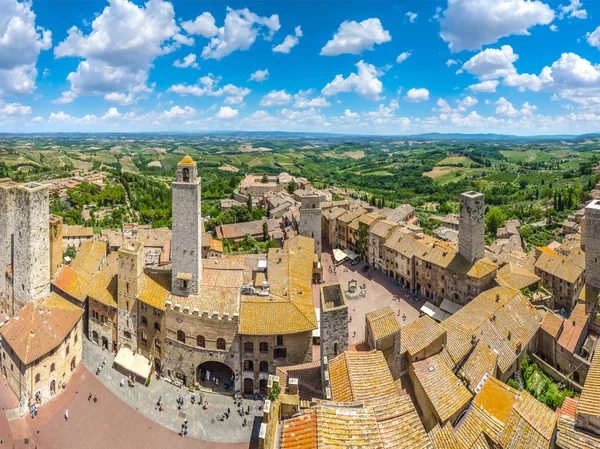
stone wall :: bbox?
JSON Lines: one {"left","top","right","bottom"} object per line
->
{"left": 299, "top": 195, "right": 322, "bottom": 255}
{"left": 458, "top": 191, "right": 485, "bottom": 264}
{"left": 13, "top": 184, "right": 50, "bottom": 308}
{"left": 584, "top": 200, "right": 600, "bottom": 314}
{"left": 137, "top": 303, "right": 166, "bottom": 368}
{"left": 49, "top": 215, "right": 63, "bottom": 278}
{"left": 0, "top": 184, "right": 16, "bottom": 306}
{"left": 88, "top": 297, "right": 117, "bottom": 350}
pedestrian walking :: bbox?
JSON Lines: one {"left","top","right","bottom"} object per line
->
{"left": 243, "top": 418, "right": 247, "bottom": 427}
{"left": 64, "top": 410, "right": 69, "bottom": 421}
{"left": 88, "top": 393, "right": 92, "bottom": 402}
{"left": 93, "top": 395, "right": 98, "bottom": 403}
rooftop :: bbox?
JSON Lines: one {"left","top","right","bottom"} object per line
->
{"left": 366, "top": 307, "right": 400, "bottom": 343}
{"left": 400, "top": 315, "right": 446, "bottom": 357}
{"left": 577, "top": 346, "right": 600, "bottom": 419}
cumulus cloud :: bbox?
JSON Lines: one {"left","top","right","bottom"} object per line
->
{"left": 273, "top": 26, "right": 302, "bottom": 54}
{"left": 260, "top": 89, "right": 292, "bottom": 106}
{"left": 405, "top": 88, "right": 430, "bottom": 102}
{"left": 181, "top": 12, "right": 218, "bottom": 37}
{"left": 167, "top": 74, "right": 250, "bottom": 104}
{"left": 396, "top": 51, "right": 412, "bottom": 64}
{"left": 558, "top": 0, "right": 587, "bottom": 20}
{"left": 320, "top": 18, "right": 391, "bottom": 56}
{"left": 494, "top": 97, "right": 519, "bottom": 117}
{"left": 406, "top": 12, "right": 418, "bottom": 23}
{"left": 249, "top": 68, "right": 269, "bottom": 82}
{"left": 321, "top": 60, "right": 384, "bottom": 101}
{"left": 446, "top": 59, "right": 459, "bottom": 67}
{"left": 0, "top": 99, "right": 31, "bottom": 119}
{"left": 587, "top": 26, "right": 600, "bottom": 49}
{"left": 201, "top": 7, "right": 280, "bottom": 60}
{"left": 468, "top": 80, "right": 499, "bottom": 92}
{"left": 173, "top": 53, "right": 199, "bottom": 69}
{"left": 104, "top": 92, "right": 135, "bottom": 105}
{"left": 215, "top": 106, "right": 238, "bottom": 119}
{"left": 0, "top": 0, "right": 52, "bottom": 97}
{"left": 54, "top": 0, "right": 185, "bottom": 103}
{"left": 439, "top": 0, "right": 554, "bottom": 52}
{"left": 550, "top": 24, "right": 558, "bottom": 32}
{"left": 458, "top": 45, "right": 518, "bottom": 81}
{"left": 293, "top": 90, "right": 330, "bottom": 108}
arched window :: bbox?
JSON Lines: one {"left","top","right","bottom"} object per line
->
{"left": 259, "top": 342, "right": 268, "bottom": 353}
{"left": 196, "top": 335, "right": 205, "bottom": 348}
{"left": 35, "top": 373, "right": 41, "bottom": 383}
{"left": 177, "top": 330, "right": 186, "bottom": 343}
{"left": 260, "top": 361, "right": 269, "bottom": 373}
{"left": 182, "top": 168, "right": 190, "bottom": 182}
{"left": 141, "top": 330, "right": 147, "bottom": 343}
{"left": 244, "top": 360, "right": 254, "bottom": 371}
{"left": 217, "top": 338, "right": 226, "bottom": 350}
{"left": 50, "top": 363, "right": 55, "bottom": 372}
{"left": 154, "top": 339, "right": 161, "bottom": 350}
{"left": 141, "top": 316, "right": 148, "bottom": 326}
{"left": 244, "top": 342, "right": 254, "bottom": 353}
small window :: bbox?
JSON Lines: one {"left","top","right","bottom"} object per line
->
{"left": 141, "top": 330, "right": 147, "bottom": 343}
{"left": 244, "top": 342, "right": 254, "bottom": 353}
{"left": 259, "top": 342, "right": 268, "bottom": 353}
{"left": 177, "top": 330, "right": 186, "bottom": 343}
{"left": 66, "top": 345, "right": 70, "bottom": 356}
{"left": 154, "top": 339, "right": 161, "bottom": 349}
{"left": 35, "top": 374, "right": 40, "bottom": 383}
{"left": 276, "top": 335, "right": 284, "bottom": 346}
{"left": 50, "top": 363, "right": 55, "bottom": 372}
{"left": 217, "top": 338, "right": 226, "bottom": 350}
{"left": 141, "top": 316, "right": 148, "bottom": 326}
{"left": 196, "top": 335, "right": 205, "bottom": 348}
{"left": 74, "top": 333, "right": 78, "bottom": 343}
{"left": 260, "top": 361, "right": 269, "bottom": 373}
{"left": 154, "top": 322, "right": 161, "bottom": 331}
{"left": 124, "top": 331, "right": 132, "bottom": 339}
{"left": 244, "top": 360, "right": 254, "bottom": 371}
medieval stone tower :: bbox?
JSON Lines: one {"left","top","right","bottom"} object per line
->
{"left": 49, "top": 214, "right": 63, "bottom": 278}
{"left": 459, "top": 191, "right": 485, "bottom": 264}
{"left": 13, "top": 183, "right": 50, "bottom": 311}
{"left": 299, "top": 192, "right": 322, "bottom": 255}
{"left": 171, "top": 155, "right": 203, "bottom": 297}
{"left": 117, "top": 240, "right": 145, "bottom": 352}
{"left": 0, "top": 183, "right": 17, "bottom": 305}
{"left": 584, "top": 200, "right": 600, "bottom": 315}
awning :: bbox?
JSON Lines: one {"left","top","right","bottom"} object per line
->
{"left": 343, "top": 248, "right": 360, "bottom": 261}
{"left": 420, "top": 301, "right": 450, "bottom": 322}
{"left": 439, "top": 299, "right": 462, "bottom": 315}
{"left": 332, "top": 248, "right": 348, "bottom": 263}
{"left": 114, "top": 347, "right": 152, "bottom": 381}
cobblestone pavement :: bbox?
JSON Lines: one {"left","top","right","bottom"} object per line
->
{"left": 83, "top": 340, "right": 263, "bottom": 443}
{"left": 314, "top": 249, "right": 425, "bottom": 345}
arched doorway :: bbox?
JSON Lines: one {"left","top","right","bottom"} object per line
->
{"left": 101, "top": 336, "right": 108, "bottom": 350}
{"left": 259, "top": 378, "right": 268, "bottom": 395}
{"left": 154, "top": 358, "right": 161, "bottom": 373}
{"left": 243, "top": 377, "right": 254, "bottom": 395}
{"left": 50, "top": 380, "right": 56, "bottom": 396}
{"left": 92, "top": 331, "right": 99, "bottom": 344}
{"left": 197, "top": 361, "right": 234, "bottom": 394}
{"left": 71, "top": 357, "right": 76, "bottom": 371}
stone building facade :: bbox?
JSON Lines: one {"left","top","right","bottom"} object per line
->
{"left": 458, "top": 191, "right": 485, "bottom": 264}
{"left": 0, "top": 182, "right": 17, "bottom": 312}
{"left": 171, "top": 155, "right": 202, "bottom": 297}
{"left": 319, "top": 283, "right": 348, "bottom": 363}
{"left": 48, "top": 214, "right": 63, "bottom": 278}
{"left": 584, "top": 199, "right": 600, "bottom": 315}
{"left": 117, "top": 241, "right": 144, "bottom": 352}
{"left": 89, "top": 296, "right": 117, "bottom": 351}
{"left": 298, "top": 193, "right": 322, "bottom": 255}
{"left": 13, "top": 183, "right": 50, "bottom": 312}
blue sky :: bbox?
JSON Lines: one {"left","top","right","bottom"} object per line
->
{"left": 2, "top": 0, "right": 600, "bottom": 134}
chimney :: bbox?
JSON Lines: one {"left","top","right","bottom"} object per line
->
{"left": 495, "top": 293, "right": 500, "bottom": 302}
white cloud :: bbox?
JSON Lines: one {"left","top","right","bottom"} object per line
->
{"left": 102, "top": 106, "right": 122, "bottom": 120}
{"left": 0, "top": 0, "right": 52, "bottom": 97}
{"left": 201, "top": 7, "right": 280, "bottom": 60}
{"left": 260, "top": 90, "right": 292, "bottom": 106}
{"left": 42, "top": 68, "right": 50, "bottom": 78}
{"left": 468, "top": 80, "right": 499, "bottom": 92}
{"left": 320, "top": 18, "right": 391, "bottom": 56}
{"left": 396, "top": 51, "right": 412, "bottom": 64}
{"left": 249, "top": 69, "right": 269, "bottom": 82}
{"left": 173, "top": 53, "right": 199, "bottom": 69}
{"left": 521, "top": 101, "right": 537, "bottom": 115}
{"left": 0, "top": 99, "right": 31, "bottom": 119}
{"left": 405, "top": 88, "right": 430, "bottom": 102}
{"left": 446, "top": 59, "right": 458, "bottom": 67}
{"left": 279, "top": 107, "right": 327, "bottom": 125}
{"left": 587, "top": 26, "right": 600, "bottom": 49}
{"left": 459, "top": 46, "right": 518, "bottom": 80}
{"left": 104, "top": 92, "right": 135, "bottom": 105}
{"left": 293, "top": 90, "right": 330, "bottom": 108}
{"left": 321, "top": 60, "right": 384, "bottom": 101}
{"left": 215, "top": 106, "right": 238, "bottom": 119}
{"left": 167, "top": 74, "right": 250, "bottom": 104}
{"left": 53, "top": 90, "right": 78, "bottom": 104}
{"left": 494, "top": 97, "right": 519, "bottom": 117}
{"left": 457, "top": 96, "right": 478, "bottom": 110}
{"left": 406, "top": 12, "right": 418, "bottom": 23}
{"left": 54, "top": 0, "right": 183, "bottom": 102}
{"left": 558, "top": 0, "right": 587, "bottom": 20}
{"left": 439, "top": 0, "right": 554, "bottom": 52}
{"left": 333, "top": 109, "right": 361, "bottom": 124}
{"left": 273, "top": 25, "right": 302, "bottom": 53}
{"left": 181, "top": 12, "right": 218, "bottom": 38}
{"left": 550, "top": 24, "right": 558, "bottom": 32}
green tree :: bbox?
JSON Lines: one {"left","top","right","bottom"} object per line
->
{"left": 261, "top": 174, "right": 268, "bottom": 184}
{"left": 485, "top": 207, "right": 506, "bottom": 236}
{"left": 286, "top": 179, "right": 297, "bottom": 194}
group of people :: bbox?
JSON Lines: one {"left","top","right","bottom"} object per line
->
{"left": 179, "top": 419, "right": 188, "bottom": 437}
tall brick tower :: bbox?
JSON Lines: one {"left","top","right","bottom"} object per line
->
{"left": 459, "top": 191, "right": 485, "bottom": 264}
{"left": 584, "top": 200, "right": 600, "bottom": 315}
{"left": 171, "top": 155, "right": 202, "bottom": 297}
{"left": 299, "top": 192, "right": 322, "bottom": 255}
{"left": 117, "top": 240, "right": 144, "bottom": 352}
{"left": 0, "top": 183, "right": 17, "bottom": 306}
{"left": 13, "top": 183, "right": 50, "bottom": 311}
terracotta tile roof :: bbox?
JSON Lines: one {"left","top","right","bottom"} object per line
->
{"left": 52, "top": 265, "right": 89, "bottom": 302}
{"left": 557, "top": 319, "right": 584, "bottom": 354}
{"left": 386, "top": 234, "right": 429, "bottom": 258}
{"left": 366, "top": 307, "right": 400, "bottom": 342}
{"left": 215, "top": 218, "right": 280, "bottom": 240}
{"left": 348, "top": 340, "right": 369, "bottom": 352}
{"left": 316, "top": 403, "right": 383, "bottom": 448}
{"left": 370, "top": 219, "right": 398, "bottom": 239}
{"left": 87, "top": 251, "right": 118, "bottom": 308}
{"left": 428, "top": 423, "right": 462, "bottom": 449}
{"left": 501, "top": 391, "right": 556, "bottom": 449}
{"left": 577, "top": 347, "right": 600, "bottom": 420}
{"left": 460, "top": 342, "right": 498, "bottom": 394}
{"left": 556, "top": 413, "right": 600, "bottom": 449}
{"left": 418, "top": 244, "right": 497, "bottom": 279}
{"left": 540, "top": 312, "right": 563, "bottom": 338}
{"left": 70, "top": 240, "right": 106, "bottom": 278}
{"left": 534, "top": 251, "right": 584, "bottom": 284}
{"left": 570, "top": 301, "right": 589, "bottom": 328}
{"left": 0, "top": 293, "right": 83, "bottom": 365}
{"left": 441, "top": 286, "right": 541, "bottom": 374}
{"left": 239, "top": 236, "right": 317, "bottom": 335}
{"left": 137, "top": 272, "right": 171, "bottom": 311}
{"left": 559, "top": 397, "right": 578, "bottom": 418}
{"left": 63, "top": 225, "right": 94, "bottom": 238}
{"left": 358, "top": 212, "right": 383, "bottom": 227}
{"left": 276, "top": 361, "right": 322, "bottom": 401}
{"left": 281, "top": 408, "right": 318, "bottom": 449}
{"left": 439, "top": 323, "right": 474, "bottom": 370}
{"left": 337, "top": 207, "right": 366, "bottom": 224}
{"left": 400, "top": 315, "right": 446, "bottom": 356}
{"left": 496, "top": 262, "right": 540, "bottom": 291}
{"left": 411, "top": 354, "right": 472, "bottom": 424}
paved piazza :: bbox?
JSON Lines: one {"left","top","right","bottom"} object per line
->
{"left": 316, "top": 248, "right": 424, "bottom": 346}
